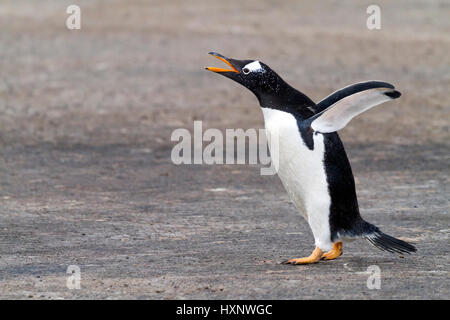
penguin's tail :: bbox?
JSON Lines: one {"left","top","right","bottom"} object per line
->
{"left": 364, "top": 230, "right": 417, "bottom": 254}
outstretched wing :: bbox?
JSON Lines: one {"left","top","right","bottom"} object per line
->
{"left": 310, "top": 81, "right": 401, "bottom": 133}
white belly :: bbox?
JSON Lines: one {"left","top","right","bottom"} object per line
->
{"left": 262, "top": 108, "right": 332, "bottom": 251}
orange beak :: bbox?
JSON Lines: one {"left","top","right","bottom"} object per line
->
{"left": 205, "top": 52, "right": 240, "bottom": 73}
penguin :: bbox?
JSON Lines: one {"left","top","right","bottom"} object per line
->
{"left": 206, "top": 52, "right": 416, "bottom": 264}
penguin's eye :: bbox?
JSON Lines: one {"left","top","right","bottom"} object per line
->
{"left": 242, "top": 68, "right": 250, "bottom": 75}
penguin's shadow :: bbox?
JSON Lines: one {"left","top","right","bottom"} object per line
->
{"left": 338, "top": 254, "right": 413, "bottom": 271}
{"left": 278, "top": 254, "right": 413, "bottom": 270}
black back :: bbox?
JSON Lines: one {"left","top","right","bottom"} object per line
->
{"left": 322, "top": 132, "right": 365, "bottom": 241}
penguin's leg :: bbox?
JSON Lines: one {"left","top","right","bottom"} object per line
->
{"left": 281, "top": 202, "right": 332, "bottom": 264}
{"left": 321, "top": 242, "right": 343, "bottom": 260}
{"left": 282, "top": 247, "right": 323, "bottom": 265}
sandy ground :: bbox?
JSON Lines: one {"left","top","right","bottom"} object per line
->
{"left": 0, "top": 0, "right": 449, "bottom": 299}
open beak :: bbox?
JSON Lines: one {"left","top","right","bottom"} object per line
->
{"left": 205, "top": 52, "right": 240, "bottom": 73}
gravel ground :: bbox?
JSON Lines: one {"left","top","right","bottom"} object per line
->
{"left": 0, "top": 0, "right": 449, "bottom": 299}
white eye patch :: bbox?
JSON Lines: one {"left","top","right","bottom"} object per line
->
{"left": 243, "top": 61, "right": 264, "bottom": 73}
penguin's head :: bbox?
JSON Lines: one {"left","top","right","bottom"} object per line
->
{"left": 206, "top": 52, "right": 283, "bottom": 98}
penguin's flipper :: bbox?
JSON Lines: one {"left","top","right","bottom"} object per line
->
{"left": 310, "top": 81, "right": 401, "bottom": 133}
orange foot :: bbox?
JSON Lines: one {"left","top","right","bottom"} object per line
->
{"left": 321, "top": 242, "right": 343, "bottom": 260}
{"left": 282, "top": 247, "right": 323, "bottom": 265}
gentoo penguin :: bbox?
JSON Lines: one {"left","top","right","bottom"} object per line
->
{"left": 206, "top": 52, "right": 416, "bottom": 264}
